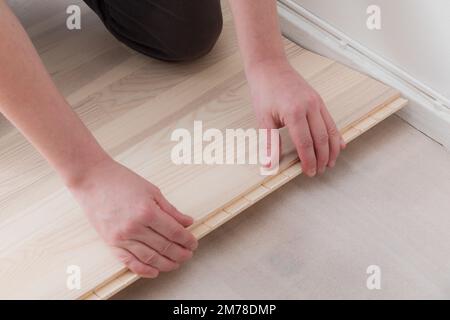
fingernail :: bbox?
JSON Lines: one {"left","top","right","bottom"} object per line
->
{"left": 308, "top": 169, "right": 316, "bottom": 177}
{"left": 329, "top": 161, "right": 335, "bottom": 168}
{"left": 318, "top": 167, "right": 325, "bottom": 175}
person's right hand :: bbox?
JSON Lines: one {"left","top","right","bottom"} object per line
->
{"left": 68, "top": 157, "right": 197, "bottom": 278}
{"left": 247, "top": 59, "right": 346, "bottom": 176}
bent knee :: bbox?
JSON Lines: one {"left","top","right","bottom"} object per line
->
{"left": 92, "top": 0, "right": 223, "bottom": 62}
{"left": 162, "top": 4, "right": 223, "bottom": 61}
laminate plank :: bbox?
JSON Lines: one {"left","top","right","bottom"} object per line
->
{"left": 263, "top": 174, "right": 291, "bottom": 190}
{"left": 114, "top": 116, "right": 450, "bottom": 300}
{"left": 94, "top": 271, "right": 140, "bottom": 300}
{"left": 0, "top": 0, "right": 406, "bottom": 299}
{"left": 342, "top": 127, "right": 362, "bottom": 143}
{"left": 86, "top": 97, "right": 408, "bottom": 299}
{"left": 191, "top": 224, "right": 212, "bottom": 240}
{"left": 204, "top": 211, "right": 231, "bottom": 229}
{"left": 244, "top": 186, "right": 271, "bottom": 202}
{"left": 281, "top": 162, "right": 303, "bottom": 178}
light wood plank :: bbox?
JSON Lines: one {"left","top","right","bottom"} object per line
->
{"left": 0, "top": 0, "right": 406, "bottom": 299}
{"left": 115, "top": 116, "right": 450, "bottom": 300}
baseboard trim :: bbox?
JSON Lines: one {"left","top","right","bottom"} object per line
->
{"left": 278, "top": 0, "right": 450, "bottom": 149}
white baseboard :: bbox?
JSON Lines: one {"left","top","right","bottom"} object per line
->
{"left": 278, "top": 0, "right": 450, "bottom": 149}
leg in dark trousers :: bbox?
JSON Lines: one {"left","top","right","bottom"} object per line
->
{"left": 83, "top": 0, "right": 223, "bottom": 62}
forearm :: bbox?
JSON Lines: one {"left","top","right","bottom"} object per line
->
{"left": 0, "top": 2, "right": 109, "bottom": 186}
{"left": 228, "top": 0, "right": 288, "bottom": 74}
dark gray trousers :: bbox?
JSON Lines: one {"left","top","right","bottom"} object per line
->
{"left": 83, "top": 0, "right": 223, "bottom": 61}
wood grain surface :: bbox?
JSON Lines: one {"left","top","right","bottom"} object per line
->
{"left": 115, "top": 115, "right": 450, "bottom": 300}
{"left": 0, "top": 0, "right": 403, "bottom": 299}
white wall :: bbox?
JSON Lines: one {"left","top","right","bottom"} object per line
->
{"left": 291, "top": 0, "right": 450, "bottom": 101}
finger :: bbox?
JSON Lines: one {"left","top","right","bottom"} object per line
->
{"left": 287, "top": 115, "right": 317, "bottom": 177}
{"left": 340, "top": 135, "right": 347, "bottom": 149}
{"left": 154, "top": 191, "right": 194, "bottom": 227}
{"left": 307, "top": 107, "right": 329, "bottom": 174}
{"left": 133, "top": 226, "right": 193, "bottom": 263}
{"left": 320, "top": 106, "right": 341, "bottom": 168}
{"left": 159, "top": 241, "right": 193, "bottom": 263}
{"left": 124, "top": 240, "right": 180, "bottom": 272}
{"left": 112, "top": 247, "right": 159, "bottom": 278}
{"left": 259, "top": 117, "right": 282, "bottom": 168}
{"left": 142, "top": 204, "right": 198, "bottom": 251}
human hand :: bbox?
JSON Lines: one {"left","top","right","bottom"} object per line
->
{"left": 247, "top": 59, "right": 346, "bottom": 176}
{"left": 68, "top": 158, "right": 197, "bottom": 278}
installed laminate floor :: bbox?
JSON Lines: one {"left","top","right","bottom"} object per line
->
{"left": 116, "top": 116, "right": 450, "bottom": 300}
{"left": 1, "top": 0, "right": 412, "bottom": 298}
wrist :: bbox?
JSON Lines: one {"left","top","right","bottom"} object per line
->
{"left": 245, "top": 56, "right": 291, "bottom": 84}
{"left": 60, "top": 148, "right": 113, "bottom": 190}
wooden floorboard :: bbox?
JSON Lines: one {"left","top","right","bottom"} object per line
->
{"left": 0, "top": 1, "right": 405, "bottom": 299}
{"left": 114, "top": 115, "right": 450, "bottom": 300}
{"left": 86, "top": 98, "right": 407, "bottom": 300}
